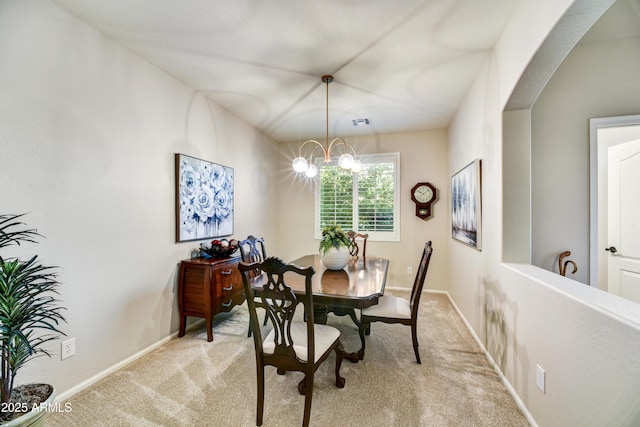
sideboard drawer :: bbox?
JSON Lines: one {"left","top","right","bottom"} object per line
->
{"left": 216, "top": 289, "right": 246, "bottom": 313}
{"left": 214, "top": 261, "right": 243, "bottom": 298}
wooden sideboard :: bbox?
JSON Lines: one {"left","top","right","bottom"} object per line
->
{"left": 177, "top": 256, "right": 245, "bottom": 342}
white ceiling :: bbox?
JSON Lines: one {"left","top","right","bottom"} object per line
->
{"left": 52, "top": 0, "right": 523, "bottom": 142}
{"left": 50, "top": 0, "right": 637, "bottom": 143}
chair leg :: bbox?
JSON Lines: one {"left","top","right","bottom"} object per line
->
{"left": 411, "top": 321, "right": 421, "bottom": 364}
{"left": 302, "top": 371, "right": 314, "bottom": 427}
{"left": 334, "top": 340, "right": 346, "bottom": 388}
{"left": 257, "top": 364, "right": 264, "bottom": 425}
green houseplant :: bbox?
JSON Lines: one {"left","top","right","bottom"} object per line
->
{"left": 318, "top": 225, "right": 351, "bottom": 255}
{"left": 319, "top": 225, "right": 353, "bottom": 270}
{"left": 0, "top": 214, "right": 66, "bottom": 425}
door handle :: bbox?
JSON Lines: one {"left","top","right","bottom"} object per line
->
{"left": 605, "top": 246, "right": 618, "bottom": 254}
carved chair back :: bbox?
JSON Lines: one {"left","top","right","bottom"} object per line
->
{"left": 410, "top": 241, "right": 433, "bottom": 319}
{"left": 239, "top": 235, "right": 267, "bottom": 278}
{"left": 346, "top": 231, "right": 369, "bottom": 257}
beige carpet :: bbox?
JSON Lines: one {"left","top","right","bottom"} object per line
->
{"left": 48, "top": 292, "right": 528, "bottom": 426}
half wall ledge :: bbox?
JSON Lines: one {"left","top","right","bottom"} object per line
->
{"left": 503, "top": 263, "right": 640, "bottom": 332}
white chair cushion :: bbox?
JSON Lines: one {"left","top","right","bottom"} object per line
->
{"left": 362, "top": 295, "right": 411, "bottom": 319}
{"left": 263, "top": 321, "right": 340, "bottom": 362}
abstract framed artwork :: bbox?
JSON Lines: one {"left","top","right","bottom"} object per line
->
{"left": 451, "top": 159, "right": 482, "bottom": 250}
{"left": 175, "top": 153, "right": 234, "bottom": 242}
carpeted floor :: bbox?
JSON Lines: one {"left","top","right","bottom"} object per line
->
{"left": 48, "top": 292, "right": 528, "bottom": 426}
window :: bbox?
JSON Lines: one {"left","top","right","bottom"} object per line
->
{"left": 315, "top": 153, "right": 400, "bottom": 241}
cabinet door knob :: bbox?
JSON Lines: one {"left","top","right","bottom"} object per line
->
{"left": 222, "top": 284, "right": 233, "bottom": 291}
{"left": 221, "top": 269, "right": 233, "bottom": 275}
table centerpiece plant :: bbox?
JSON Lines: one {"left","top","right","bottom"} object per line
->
{"left": 319, "top": 225, "right": 352, "bottom": 270}
{"left": 0, "top": 214, "right": 66, "bottom": 426}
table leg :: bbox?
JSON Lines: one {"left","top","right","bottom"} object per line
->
{"left": 313, "top": 305, "right": 363, "bottom": 363}
{"left": 298, "top": 377, "right": 307, "bottom": 395}
{"left": 327, "top": 306, "right": 361, "bottom": 328}
{"left": 343, "top": 350, "right": 362, "bottom": 363}
{"left": 313, "top": 304, "right": 328, "bottom": 324}
{"left": 357, "top": 322, "right": 367, "bottom": 361}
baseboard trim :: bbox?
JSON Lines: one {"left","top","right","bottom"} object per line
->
{"left": 54, "top": 320, "right": 205, "bottom": 403}
{"left": 440, "top": 291, "right": 538, "bottom": 427}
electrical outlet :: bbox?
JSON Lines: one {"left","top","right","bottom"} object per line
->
{"left": 536, "top": 364, "right": 546, "bottom": 393}
{"left": 61, "top": 338, "right": 76, "bottom": 360}
{"left": 407, "top": 266, "right": 413, "bottom": 275}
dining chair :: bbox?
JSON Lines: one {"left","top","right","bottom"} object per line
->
{"left": 239, "top": 235, "right": 268, "bottom": 337}
{"left": 239, "top": 257, "right": 346, "bottom": 427}
{"left": 327, "top": 231, "right": 367, "bottom": 325}
{"left": 358, "top": 241, "right": 433, "bottom": 364}
{"left": 346, "top": 231, "right": 368, "bottom": 257}
{"left": 239, "top": 235, "right": 267, "bottom": 273}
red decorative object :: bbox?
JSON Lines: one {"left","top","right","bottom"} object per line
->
{"left": 201, "top": 238, "right": 239, "bottom": 258}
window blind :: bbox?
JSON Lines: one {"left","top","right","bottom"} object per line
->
{"left": 316, "top": 153, "right": 399, "bottom": 241}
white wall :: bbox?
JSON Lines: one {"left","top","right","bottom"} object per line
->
{"left": 450, "top": 0, "right": 640, "bottom": 425}
{"left": 277, "top": 130, "right": 450, "bottom": 292}
{"left": 532, "top": 36, "right": 640, "bottom": 284}
{"left": 0, "top": 0, "right": 278, "bottom": 397}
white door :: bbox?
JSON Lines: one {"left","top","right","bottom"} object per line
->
{"left": 607, "top": 138, "right": 640, "bottom": 303}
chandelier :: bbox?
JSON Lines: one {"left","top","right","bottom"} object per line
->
{"left": 292, "top": 75, "right": 362, "bottom": 178}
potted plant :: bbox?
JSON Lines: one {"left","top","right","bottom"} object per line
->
{"left": 0, "top": 214, "right": 66, "bottom": 426}
{"left": 319, "top": 225, "right": 352, "bottom": 270}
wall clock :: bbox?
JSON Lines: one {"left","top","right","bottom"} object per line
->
{"left": 410, "top": 182, "right": 437, "bottom": 220}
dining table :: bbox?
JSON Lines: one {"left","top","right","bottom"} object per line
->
{"left": 250, "top": 254, "right": 389, "bottom": 362}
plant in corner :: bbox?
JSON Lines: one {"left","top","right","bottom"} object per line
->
{"left": 0, "top": 214, "right": 66, "bottom": 425}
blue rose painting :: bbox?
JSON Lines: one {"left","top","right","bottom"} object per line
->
{"left": 176, "top": 154, "right": 234, "bottom": 241}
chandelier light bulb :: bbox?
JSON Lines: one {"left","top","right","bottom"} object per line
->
{"left": 351, "top": 159, "right": 363, "bottom": 173}
{"left": 338, "top": 153, "right": 355, "bottom": 169}
{"left": 292, "top": 157, "right": 309, "bottom": 173}
{"left": 305, "top": 164, "right": 318, "bottom": 178}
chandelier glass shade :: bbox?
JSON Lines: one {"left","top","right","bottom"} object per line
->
{"left": 292, "top": 75, "right": 360, "bottom": 178}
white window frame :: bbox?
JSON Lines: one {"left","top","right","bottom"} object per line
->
{"left": 314, "top": 152, "right": 400, "bottom": 242}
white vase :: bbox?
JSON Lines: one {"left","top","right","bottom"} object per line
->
{"left": 321, "top": 246, "right": 350, "bottom": 270}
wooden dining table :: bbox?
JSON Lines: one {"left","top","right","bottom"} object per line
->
{"left": 251, "top": 254, "right": 389, "bottom": 362}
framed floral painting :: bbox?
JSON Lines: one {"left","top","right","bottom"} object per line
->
{"left": 175, "top": 153, "right": 234, "bottom": 242}
{"left": 451, "top": 159, "right": 481, "bottom": 250}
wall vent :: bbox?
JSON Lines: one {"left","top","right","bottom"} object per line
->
{"left": 352, "top": 118, "right": 371, "bottom": 126}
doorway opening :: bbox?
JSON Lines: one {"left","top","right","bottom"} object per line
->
{"left": 590, "top": 114, "right": 640, "bottom": 303}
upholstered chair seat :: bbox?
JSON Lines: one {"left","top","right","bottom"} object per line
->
{"left": 263, "top": 322, "right": 341, "bottom": 363}
{"left": 361, "top": 295, "right": 411, "bottom": 319}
